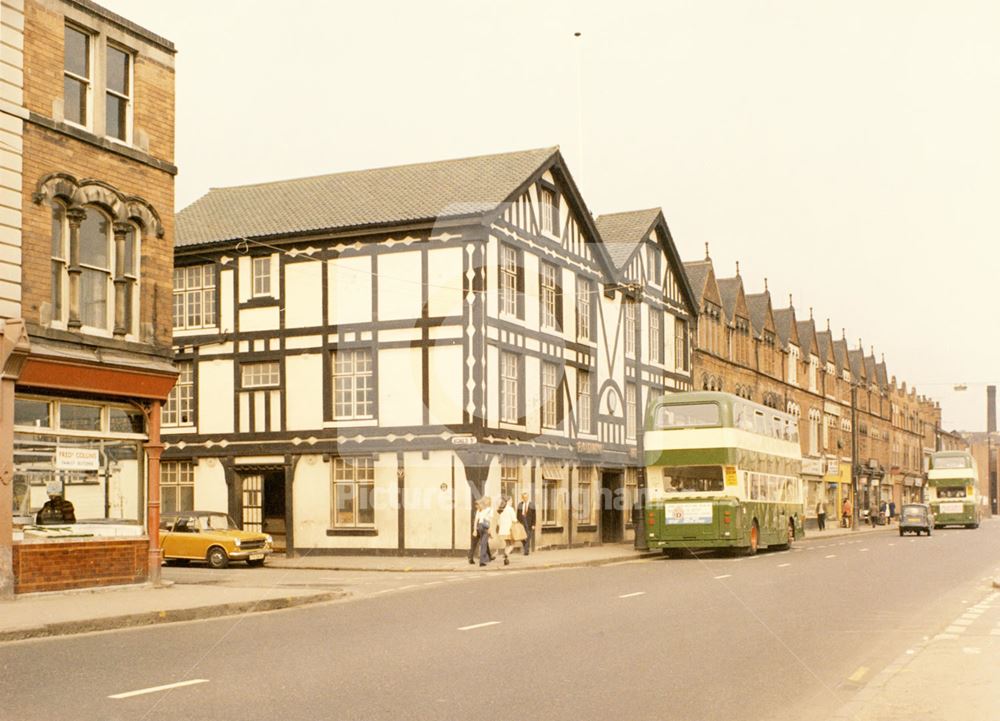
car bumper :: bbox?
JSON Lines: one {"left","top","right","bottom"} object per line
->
{"left": 228, "top": 548, "right": 273, "bottom": 561}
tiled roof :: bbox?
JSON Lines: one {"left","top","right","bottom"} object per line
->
{"left": 745, "top": 292, "right": 772, "bottom": 335}
{"left": 683, "top": 261, "right": 712, "bottom": 308}
{"left": 593, "top": 208, "right": 661, "bottom": 269}
{"left": 876, "top": 361, "right": 889, "bottom": 388}
{"left": 176, "top": 147, "right": 559, "bottom": 247}
{"left": 796, "top": 319, "right": 817, "bottom": 355}
{"left": 717, "top": 277, "right": 744, "bottom": 321}
{"left": 849, "top": 349, "right": 866, "bottom": 379}
{"left": 773, "top": 307, "right": 796, "bottom": 348}
{"left": 832, "top": 338, "right": 849, "bottom": 373}
{"left": 815, "top": 328, "right": 832, "bottom": 363}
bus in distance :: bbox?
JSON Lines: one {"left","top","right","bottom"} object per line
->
{"left": 927, "top": 451, "right": 982, "bottom": 529}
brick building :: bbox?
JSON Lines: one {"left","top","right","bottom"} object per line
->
{"left": 683, "top": 250, "right": 953, "bottom": 529}
{"left": 1, "top": 0, "right": 176, "bottom": 595}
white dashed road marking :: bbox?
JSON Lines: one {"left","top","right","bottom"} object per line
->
{"left": 619, "top": 592, "right": 646, "bottom": 599}
{"left": 778, "top": 563, "right": 791, "bottom": 568}
{"left": 458, "top": 621, "right": 501, "bottom": 631}
{"left": 109, "top": 679, "right": 209, "bottom": 700}
{"left": 714, "top": 574, "right": 732, "bottom": 580}
{"left": 824, "top": 554, "right": 837, "bottom": 559}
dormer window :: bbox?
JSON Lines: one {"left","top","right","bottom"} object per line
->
{"left": 540, "top": 187, "right": 557, "bottom": 235}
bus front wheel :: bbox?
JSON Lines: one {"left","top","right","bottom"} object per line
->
{"left": 746, "top": 521, "right": 760, "bottom": 556}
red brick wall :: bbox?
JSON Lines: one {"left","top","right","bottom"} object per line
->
{"left": 13, "top": 539, "right": 149, "bottom": 594}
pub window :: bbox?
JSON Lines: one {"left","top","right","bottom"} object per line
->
{"left": 576, "top": 467, "right": 595, "bottom": 523}
{"left": 540, "top": 187, "right": 558, "bottom": 235}
{"left": 542, "top": 476, "right": 560, "bottom": 526}
{"left": 674, "top": 318, "right": 688, "bottom": 371}
{"left": 332, "top": 350, "right": 374, "bottom": 419}
{"left": 163, "top": 361, "right": 194, "bottom": 427}
{"left": 624, "top": 297, "right": 636, "bottom": 358}
{"left": 576, "top": 276, "right": 593, "bottom": 341}
{"left": 540, "top": 261, "right": 561, "bottom": 330}
{"left": 649, "top": 309, "right": 663, "bottom": 363}
{"left": 332, "top": 456, "right": 375, "bottom": 528}
{"left": 252, "top": 256, "right": 272, "bottom": 297}
{"left": 500, "top": 457, "right": 520, "bottom": 500}
{"left": 541, "top": 361, "right": 561, "bottom": 430}
{"left": 161, "top": 461, "right": 194, "bottom": 513}
{"left": 626, "top": 383, "right": 637, "bottom": 440}
{"left": 577, "top": 369, "right": 592, "bottom": 434}
{"left": 499, "top": 244, "right": 523, "bottom": 318}
{"left": 174, "top": 264, "right": 217, "bottom": 330}
{"left": 242, "top": 361, "right": 280, "bottom": 389}
{"left": 500, "top": 351, "right": 521, "bottom": 424}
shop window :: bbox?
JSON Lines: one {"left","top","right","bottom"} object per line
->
{"left": 60, "top": 403, "right": 102, "bottom": 432}
{"left": 14, "top": 398, "right": 51, "bottom": 428}
{"left": 331, "top": 456, "right": 375, "bottom": 527}
{"left": 542, "top": 477, "right": 560, "bottom": 525}
{"left": 576, "top": 467, "right": 595, "bottom": 524}
{"left": 500, "top": 457, "right": 520, "bottom": 500}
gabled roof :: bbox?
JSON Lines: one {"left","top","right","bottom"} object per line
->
{"left": 176, "top": 146, "right": 560, "bottom": 247}
{"left": 682, "top": 260, "right": 712, "bottom": 308}
{"left": 796, "top": 319, "right": 819, "bottom": 357}
{"left": 773, "top": 307, "right": 800, "bottom": 349}
{"left": 848, "top": 348, "right": 867, "bottom": 380}
{"left": 717, "top": 277, "right": 746, "bottom": 321}
{"left": 815, "top": 329, "right": 833, "bottom": 364}
{"left": 876, "top": 360, "right": 889, "bottom": 388}
{"left": 832, "top": 338, "right": 849, "bottom": 374}
{"left": 594, "top": 208, "right": 661, "bottom": 269}
{"left": 593, "top": 208, "right": 699, "bottom": 318}
{"left": 745, "top": 292, "right": 774, "bottom": 336}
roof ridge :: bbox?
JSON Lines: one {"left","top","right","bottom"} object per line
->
{"left": 205, "top": 146, "right": 560, "bottom": 193}
{"left": 594, "top": 207, "right": 661, "bottom": 219}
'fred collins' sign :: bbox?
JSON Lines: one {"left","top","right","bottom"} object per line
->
{"left": 55, "top": 447, "right": 100, "bottom": 471}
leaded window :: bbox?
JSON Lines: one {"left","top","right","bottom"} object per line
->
{"left": 163, "top": 361, "right": 194, "bottom": 427}
{"left": 333, "top": 350, "right": 374, "bottom": 419}
{"left": 173, "top": 265, "right": 217, "bottom": 330}
{"left": 332, "top": 456, "right": 375, "bottom": 527}
{"left": 501, "top": 351, "right": 520, "bottom": 424}
{"left": 161, "top": 461, "right": 194, "bottom": 513}
{"left": 541, "top": 361, "right": 560, "bottom": 429}
{"left": 577, "top": 369, "right": 592, "bottom": 434}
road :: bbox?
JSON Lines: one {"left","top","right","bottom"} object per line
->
{"left": 2, "top": 521, "right": 999, "bottom": 721}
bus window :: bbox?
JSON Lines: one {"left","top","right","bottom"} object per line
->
{"left": 785, "top": 479, "right": 795, "bottom": 503}
{"left": 661, "top": 466, "right": 725, "bottom": 493}
{"left": 931, "top": 456, "right": 970, "bottom": 470}
{"left": 656, "top": 403, "right": 721, "bottom": 429}
{"left": 937, "top": 486, "right": 966, "bottom": 498}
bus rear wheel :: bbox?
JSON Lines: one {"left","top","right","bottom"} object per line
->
{"left": 746, "top": 521, "right": 759, "bottom": 556}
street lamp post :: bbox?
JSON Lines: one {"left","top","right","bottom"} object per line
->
{"left": 851, "top": 381, "right": 859, "bottom": 531}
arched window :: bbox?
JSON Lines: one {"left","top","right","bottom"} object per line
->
{"left": 51, "top": 201, "right": 66, "bottom": 322}
{"left": 79, "top": 207, "right": 111, "bottom": 330}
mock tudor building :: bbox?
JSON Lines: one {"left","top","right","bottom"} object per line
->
{"left": 2, "top": 0, "right": 177, "bottom": 594}
{"left": 166, "top": 148, "right": 696, "bottom": 555}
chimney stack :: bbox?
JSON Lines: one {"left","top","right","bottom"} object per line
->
{"left": 988, "top": 385, "right": 997, "bottom": 434}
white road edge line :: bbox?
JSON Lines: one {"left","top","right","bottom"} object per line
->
{"left": 619, "top": 592, "right": 646, "bottom": 598}
{"left": 109, "top": 679, "right": 209, "bottom": 700}
{"left": 824, "top": 554, "right": 837, "bottom": 558}
{"left": 778, "top": 563, "right": 791, "bottom": 568}
{"left": 714, "top": 574, "right": 732, "bottom": 580}
{"left": 458, "top": 621, "right": 502, "bottom": 631}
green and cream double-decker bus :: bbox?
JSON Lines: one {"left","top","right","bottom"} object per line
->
{"left": 643, "top": 391, "right": 805, "bottom": 556}
{"left": 927, "top": 451, "right": 982, "bottom": 529}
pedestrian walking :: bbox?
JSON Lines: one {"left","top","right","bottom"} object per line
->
{"left": 517, "top": 492, "right": 535, "bottom": 556}
{"left": 815, "top": 499, "right": 827, "bottom": 532}
{"left": 889, "top": 500, "right": 896, "bottom": 524}
{"left": 468, "top": 498, "right": 484, "bottom": 564}
{"left": 869, "top": 502, "right": 879, "bottom": 527}
{"left": 495, "top": 496, "right": 517, "bottom": 566}
{"left": 879, "top": 500, "right": 888, "bottom": 526}
{"left": 474, "top": 497, "right": 494, "bottom": 567}
{"left": 842, "top": 497, "right": 852, "bottom": 528}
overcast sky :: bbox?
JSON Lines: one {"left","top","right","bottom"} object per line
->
{"left": 100, "top": 0, "right": 999, "bottom": 432}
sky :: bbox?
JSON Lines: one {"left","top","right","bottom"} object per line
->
{"left": 100, "top": 0, "right": 999, "bottom": 432}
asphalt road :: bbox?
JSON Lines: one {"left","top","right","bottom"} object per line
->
{"left": 2, "top": 521, "right": 999, "bottom": 721}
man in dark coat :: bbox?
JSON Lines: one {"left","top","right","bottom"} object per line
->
{"left": 516, "top": 492, "right": 536, "bottom": 556}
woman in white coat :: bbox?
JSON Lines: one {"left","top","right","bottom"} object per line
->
{"left": 495, "top": 496, "right": 517, "bottom": 566}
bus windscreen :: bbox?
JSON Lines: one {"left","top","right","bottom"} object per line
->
{"left": 656, "top": 403, "right": 720, "bottom": 429}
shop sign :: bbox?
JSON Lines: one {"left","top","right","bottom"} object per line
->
{"left": 55, "top": 447, "right": 100, "bottom": 471}
{"left": 824, "top": 401, "right": 840, "bottom": 416}
{"left": 802, "top": 459, "right": 825, "bottom": 476}
{"left": 825, "top": 459, "right": 840, "bottom": 475}
{"left": 576, "top": 441, "right": 603, "bottom": 456}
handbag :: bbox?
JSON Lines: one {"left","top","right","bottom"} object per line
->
{"left": 510, "top": 521, "right": 528, "bottom": 542}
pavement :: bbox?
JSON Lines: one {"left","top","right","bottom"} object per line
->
{"left": 0, "top": 523, "right": 894, "bottom": 643}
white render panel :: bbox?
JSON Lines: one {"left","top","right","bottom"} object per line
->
{"left": 239, "top": 306, "right": 280, "bottom": 332}
{"left": 402, "top": 451, "right": 453, "bottom": 549}
{"left": 427, "top": 345, "right": 463, "bottom": 425}
{"left": 664, "top": 313, "right": 676, "bottom": 374}
{"left": 237, "top": 256, "right": 251, "bottom": 303}
{"left": 486, "top": 344, "right": 498, "bottom": 426}
{"left": 198, "top": 360, "right": 234, "bottom": 434}
{"left": 253, "top": 391, "right": 266, "bottom": 432}
{"left": 293, "top": 454, "right": 398, "bottom": 549}
{"left": 239, "top": 394, "right": 249, "bottom": 433}
{"left": 328, "top": 255, "right": 371, "bottom": 325}
{"left": 285, "top": 335, "right": 322, "bottom": 349}
{"left": 377, "top": 250, "right": 421, "bottom": 322}
{"left": 378, "top": 347, "right": 423, "bottom": 427}
{"left": 426, "top": 247, "right": 463, "bottom": 318}
{"left": 285, "top": 353, "right": 324, "bottom": 430}
{"left": 196, "top": 341, "right": 233, "bottom": 356}
{"left": 522, "top": 251, "right": 539, "bottom": 332}
{"left": 524, "top": 354, "right": 541, "bottom": 434}
{"left": 219, "top": 269, "right": 235, "bottom": 332}
{"left": 270, "top": 391, "right": 281, "bottom": 431}
{"left": 193, "top": 459, "right": 228, "bottom": 513}
{"left": 378, "top": 327, "right": 420, "bottom": 343}
{"left": 284, "top": 260, "right": 322, "bottom": 329}
{"left": 428, "top": 325, "right": 461, "bottom": 340}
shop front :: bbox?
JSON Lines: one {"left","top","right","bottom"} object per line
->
{"left": 6, "top": 343, "right": 175, "bottom": 594}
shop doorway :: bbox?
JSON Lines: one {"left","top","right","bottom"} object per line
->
{"left": 238, "top": 470, "right": 286, "bottom": 551}
{"left": 601, "top": 470, "right": 623, "bottom": 543}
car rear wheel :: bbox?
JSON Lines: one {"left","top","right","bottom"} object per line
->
{"left": 207, "top": 546, "right": 229, "bottom": 569}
